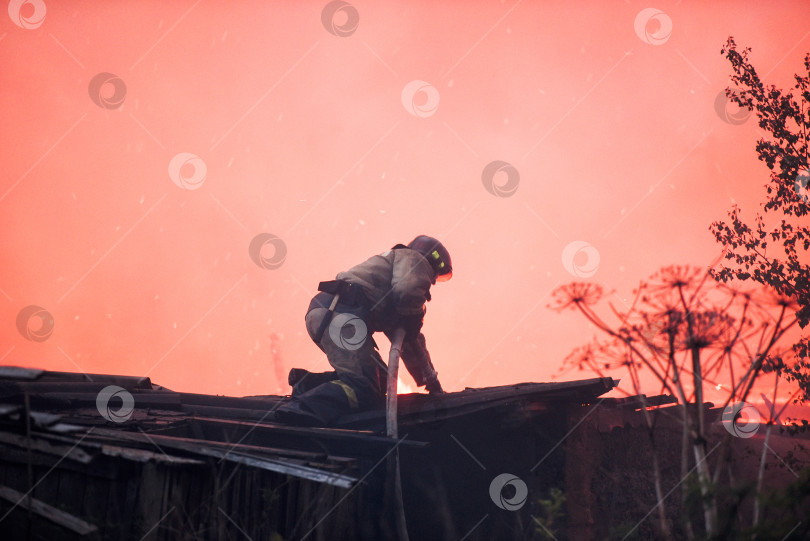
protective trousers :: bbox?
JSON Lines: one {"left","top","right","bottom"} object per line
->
{"left": 277, "top": 292, "right": 386, "bottom": 426}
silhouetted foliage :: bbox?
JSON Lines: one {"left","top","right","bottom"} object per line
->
{"left": 711, "top": 37, "right": 810, "bottom": 406}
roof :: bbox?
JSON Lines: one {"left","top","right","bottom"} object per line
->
{"left": 0, "top": 366, "right": 627, "bottom": 539}
{"left": 0, "top": 366, "right": 618, "bottom": 487}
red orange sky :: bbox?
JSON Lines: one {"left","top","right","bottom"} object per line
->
{"left": 1, "top": 1, "right": 809, "bottom": 402}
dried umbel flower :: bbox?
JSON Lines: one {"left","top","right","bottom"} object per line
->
{"left": 549, "top": 282, "right": 606, "bottom": 312}
{"left": 682, "top": 310, "right": 730, "bottom": 349}
{"left": 654, "top": 265, "right": 703, "bottom": 290}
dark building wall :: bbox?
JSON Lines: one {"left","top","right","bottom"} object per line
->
{"left": 565, "top": 409, "right": 686, "bottom": 540}
{"left": 564, "top": 406, "right": 810, "bottom": 540}
{"left": 399, "top": 402, "right": 570, "bottom": 541}
{"left": 0, "top": 449, "right": 359, "bottom": 540}
{"left": 396, "top": 401, "right": 810, "bottom": 541}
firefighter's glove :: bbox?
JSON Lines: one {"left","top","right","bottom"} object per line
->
{"left": 425, "top": 373, "right": 444, "bottom": 394}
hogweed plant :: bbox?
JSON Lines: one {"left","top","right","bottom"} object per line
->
{"left": 550, "top": 265, "right": 800, "bottom": 539}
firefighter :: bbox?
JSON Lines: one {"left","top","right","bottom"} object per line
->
{"left": 275, "top": 235, "right": 451, "bottom": 426}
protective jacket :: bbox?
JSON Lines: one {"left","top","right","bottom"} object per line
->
{"left": 336, "top": 246, "right": 439, "bottom": 387}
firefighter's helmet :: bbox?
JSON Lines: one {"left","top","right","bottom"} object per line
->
{"left": 407, "top": 235, "right": 452, "bottom": 282}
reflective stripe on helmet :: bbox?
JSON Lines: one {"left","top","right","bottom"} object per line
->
{"left": 408, "top": 235, "right": 452, "bottom": 279}
{"left": 431, "top": 249, "right": 450, "bottom": 275}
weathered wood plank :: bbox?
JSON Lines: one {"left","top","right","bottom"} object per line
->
{"left": 83, "top": 428, "right": 360, "bottom": 471}
{"left": 0, "top": 484, "right": 98, "bottom": 535}
{"left": 0, "top": 367, "right": 45, "bottom": 380}
{"left": 100, "top": 445, "right": 204, "bottom": 466}
{"left": 0, "top": 431, "right": 93, "bottom": 464}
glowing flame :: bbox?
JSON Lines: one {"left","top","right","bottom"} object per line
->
{"left": 397, "top": 378, "right": 418, "bottom": 394}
